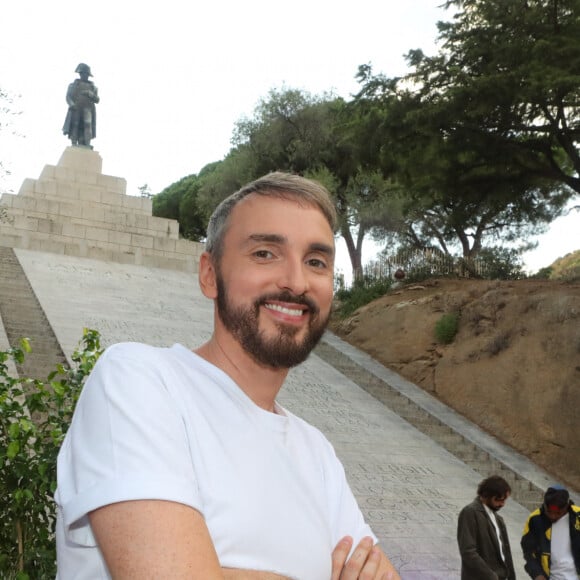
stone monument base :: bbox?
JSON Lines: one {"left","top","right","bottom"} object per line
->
{"left": 0, "top": 147, "right": 203, "bottom": 272}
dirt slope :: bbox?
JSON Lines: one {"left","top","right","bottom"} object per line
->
{"left": 330, "top": 278, "right": 580, "bottom": 490}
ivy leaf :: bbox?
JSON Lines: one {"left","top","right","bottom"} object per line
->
{"left": 7, "top": 440, "right": 20, "bottom": 459}
{"left": 20, "top": 337, "right": 32, "bottom": 353}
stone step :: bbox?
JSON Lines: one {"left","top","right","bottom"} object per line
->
{"left": 0, "top": 229, "right": 200, "bottom": 273}
{"left": 314, "top": 339, "right": 546, "bottom": 510}
{"left": 0, "top": 246, "right": 68, "bottom": 380}
{"left": 3, "top": 195, "right": 178, "bottom": 239}
{"left": 0, "top": 147, "right": 203, "bottom": 274}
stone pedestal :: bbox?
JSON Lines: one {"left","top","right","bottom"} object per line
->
{"left": 0, "top": 147, "right": 203, "bottom": 272}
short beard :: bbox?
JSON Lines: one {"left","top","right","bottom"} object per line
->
{"left": 215, "top": 273, "right": 329, "bottom": 369}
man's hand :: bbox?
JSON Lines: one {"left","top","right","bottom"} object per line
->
{"left": 331, "top": 536, "right": 400, "bottom": 579}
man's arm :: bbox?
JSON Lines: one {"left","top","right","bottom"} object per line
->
{"left": 520, "top": 516, "right": 546, "bottom": 580}
{"left": 90, "top": 499, "right": 223, "bottom": 579}
{"left": 91, "top": 504, "right": 398, "bottom": 580}
{"left": 457, "top": 506, "right": 498, "bottom": 579}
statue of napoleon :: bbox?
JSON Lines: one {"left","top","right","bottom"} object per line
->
{"left": 62, "top": 63, "right": 100, "bottom": 148}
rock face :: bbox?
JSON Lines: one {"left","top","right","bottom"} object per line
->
{"left": 331, "top": 278, "right": 580, "bottom": 490}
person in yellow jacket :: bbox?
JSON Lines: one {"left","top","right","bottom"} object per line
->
{"left": 521, "top": 485, "right": 580, "bottom": 579}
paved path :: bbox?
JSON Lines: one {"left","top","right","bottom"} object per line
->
{"left": 12, "top": 249, "right": 541, "bottom": 578}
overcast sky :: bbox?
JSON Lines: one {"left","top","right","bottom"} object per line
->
{"left": 1, "top": 0, "right": 578, "bottom": 274}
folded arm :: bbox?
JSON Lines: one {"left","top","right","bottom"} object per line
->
{"left": 90, "top": 499, "right": 224, "bottom": 579}
{"left": 331, "top": 536, "right": 400, "bottom": 580}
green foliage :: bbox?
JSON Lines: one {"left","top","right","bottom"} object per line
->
{"left": 196, "top": 149, "right": 255, "bottom": 217}
{"left": 0, "top": 329, "right": 102, "bottom": 579}
{"left": 532, "top": 266, "right": 553, "bottom": 279}
{"left": 152, "top": 175, "right": 207, "bottom": 241}
{"left": 549, "top": 249, "right": 580, "bottom": 281}
{"left": 334, "top": 276, "right": 392, "bottom": 319}
{"left": 370, "top": 246, "right": 526, "bottom": 282}
{"left": 199, "top": 87, "right": 407, "bottom": 279}
{"left": 473, "top": 247, "right": 526, "bottom": 280}
{"left": 435, "top": 313, "right": 460, "bottom": 345}
{"left": 137, "top": 184, "right": 153, "bottom": 198}
{"left": 353, "top": 0, "right": 579, "bottom": 259}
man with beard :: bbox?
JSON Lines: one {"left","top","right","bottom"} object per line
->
{"left": 457, "top": 475, "right": 516, "bottom": 580}
{"left": 55, "top": 173, "right": 400, "bottom": 579}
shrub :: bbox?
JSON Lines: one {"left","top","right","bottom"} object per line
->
{"left": 334, "top": 276, "right": 392, "bottom": 318}
{"left": 0, "top": 329, "right": 102, "bottom": 579}
{"left": 435, "top": 313, "right": 460, "bottom": 344}
{"left": 532, "top": 266, "right": 552, "bottom": 279}
{"left": 476, "top": 247, "right": 526, "bottom": 280}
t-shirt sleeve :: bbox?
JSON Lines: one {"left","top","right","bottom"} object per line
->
{"left": 56, "top": 343, "right": 201, "bottom": 546}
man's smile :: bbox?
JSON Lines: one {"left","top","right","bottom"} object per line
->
{"left": 264, "top": 302, "right": 307, "bottom": 317}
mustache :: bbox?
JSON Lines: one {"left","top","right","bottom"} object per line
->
{"left": 256, "top": 291, "right": 319, "bottom": 314}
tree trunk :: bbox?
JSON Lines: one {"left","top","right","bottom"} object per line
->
{"left": 341, "top": 226, "right": 363, "bottom": 281}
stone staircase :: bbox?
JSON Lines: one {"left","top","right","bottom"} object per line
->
{"left": 0, "top": 147, "right": 204, "bottom": 273}
{"left": 0, "top": 246, "right": 67, "bottom": 380}
{"left": 315, "top": 338, "right": 545, "bottom": 512}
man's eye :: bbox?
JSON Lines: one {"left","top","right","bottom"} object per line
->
{"left": 308, "top": 258, "right": 327, "bottom": 269}
{"left": 254, "top": 250, "right": 273, "bottom": 259}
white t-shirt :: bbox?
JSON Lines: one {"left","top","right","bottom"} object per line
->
{"left": 551, "top": 513, "right": 578, "bottom": 580}
{"left": 55, "top": 342, "right": 376, "bottom": 580}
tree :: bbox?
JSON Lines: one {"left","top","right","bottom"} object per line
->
{"left": 209, "top": 88, "right": 403, "bottom": 278}
{"left": 353, "top": 0, "right": 579, "bottom": 258}
{"left": 152, "top": 175, "right": 206, "bottom": 241}
{"left": 195, "top": 148, "right": 256, "bottom": 217}
{"left": 424, "top": 0, "right": 580, "bottom": 194}
{"left": 137, "top": 184, "right": 153, "bottom": 198}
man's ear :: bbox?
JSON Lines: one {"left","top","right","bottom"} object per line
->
{"left": 198, "top": 252, "right": 218, "bottom": 299}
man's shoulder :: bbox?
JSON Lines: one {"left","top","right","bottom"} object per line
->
{"left": 103, "top": 341, "right": 166, "bottom": 357}
{"left": 525, "top": 507, "right": 542, "bottom": 523}
{"left": 460, "top": 498, "right": 481, "bottom": 513}
{"left": 98, "top": 342, "right": 184, "bottom": 370}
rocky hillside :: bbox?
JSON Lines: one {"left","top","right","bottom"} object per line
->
{"left": 330, "top": 277, "right": 580, "bottom": 490}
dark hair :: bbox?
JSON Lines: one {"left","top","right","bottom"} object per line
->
{"left": 477, "top": 475, "right": 511, "bottom": 499}
{"left": 205, "top": 172, "right": 337, "bottom": 262}
{"left": 544, "top": 485, "right": 570, "bottom": 509}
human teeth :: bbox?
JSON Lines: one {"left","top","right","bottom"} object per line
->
{"left": 265, "top": 304, "right": 303, "bottom": 316}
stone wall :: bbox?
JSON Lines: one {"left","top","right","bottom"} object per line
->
{"left": 0, "top": 147, "right": 203, "bottom": 272}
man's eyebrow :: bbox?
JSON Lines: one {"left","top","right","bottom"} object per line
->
{"left": 247, "top": 233, "right": 286, "bottom": 244}
{"left": 244, "top": 235, "right": 335, "bottom": 258}
{"left": 309, "top": 242, "right": 335, "bottom": 259}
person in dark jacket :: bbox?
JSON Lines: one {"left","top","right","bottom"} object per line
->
{"left": 521, "top": 485, "right": 580, "bottom": 579}
{"left": 458, "top": 475, "right": 517, "bottom": 579}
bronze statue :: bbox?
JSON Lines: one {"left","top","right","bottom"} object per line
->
{"left": 62, "top": 63, "right": 99, "bottom": 148}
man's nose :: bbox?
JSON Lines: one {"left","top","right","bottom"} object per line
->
{"left": 277, "top": 258, "right": 308, "bottom": 295}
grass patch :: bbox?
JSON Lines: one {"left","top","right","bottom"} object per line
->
{"left": 435, "top": 312, "right": 460, "bottom": 344}
{"left": 334, "top": 277, "right": 392, "bottom": 319}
